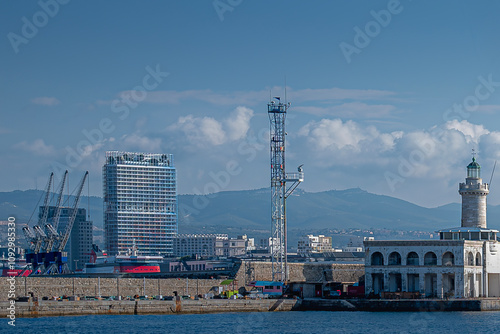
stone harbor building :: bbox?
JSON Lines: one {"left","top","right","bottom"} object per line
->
{"left": 364, "top": 157, "right": 500, "bottom": 298}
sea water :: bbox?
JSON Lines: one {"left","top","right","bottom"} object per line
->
{"left": 4, "top": 311, "right": 500, "bottom": 334}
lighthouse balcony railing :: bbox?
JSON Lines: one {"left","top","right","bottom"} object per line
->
{"left": 459, "top": 182, "right": 489, "bottom": 191}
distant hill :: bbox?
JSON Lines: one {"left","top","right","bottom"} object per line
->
{"left": 0, "top": 189, "right": 102, "bottom": 225}
{"left": 178, "top": 188, "right": 466, "bottom": 233}
{"left": 3, "top": 187, "right": 497, "bottom": 239}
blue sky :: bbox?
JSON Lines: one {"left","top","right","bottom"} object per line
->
{"left": 3, "top": 0, "right": 500, "bottom": 207}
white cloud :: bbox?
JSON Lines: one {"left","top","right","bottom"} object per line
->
{"left": 297, "top": 119, "right": 499, "bottom": 181}
{"left": 290, "top": 87, "right": 396, "bottom": 102}
{"left": 299, "top": 119, "right": 366, "bottom": 151}
{"left": 14, "top": 139, "right": 55, "bottom": 156}
{"left": 170, "top": 115, "right": 226, "bottom": 146}
{"left": 136, "top": 87, "right": 397, "bottom": 106}
{"left": 225, "top": 106, "right": 254, "bottom": 141}
{"left": 291, "top": 119, "right": 500, "bottom": 207}
{"left": 298, "top": 118, "right": 397, "bottom": 153}
{"left": 445, "top": 120, "right": 489, "bottom": 143}
{"left": 31, "top": 97, "right": 60, "bottom": 106}
{"left": 120, "top": 133, "right": 162, "bottom": 152}
{"left": 167, "top": 106, "right": 254, "bottom": 147}
{"left": 473, "top": 105, "right": 500, "bottom": 113}
{"left": 143, "top": 89, "right": 265, "bottom": 106}
{"left": 478, "top": 131, "right": 500, "bottom": 160}
{"left": 294, "top": 102, "right": 396, "bottom": 118}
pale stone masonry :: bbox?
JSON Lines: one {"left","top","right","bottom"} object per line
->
{"left": 364, "top": 157, "right": 500, "bottom": 298}
{"left": 0, "top": 261, "right": 364, "bottom": 300}
{"left": 364, "top": 240, "right": 488, "bottom": 298}
{"left": 459, "top": 157, "right": 489, "bottom": 228}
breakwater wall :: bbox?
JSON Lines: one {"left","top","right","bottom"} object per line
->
{"left": 1, "top": 277, "right": 228, "bottom": 300}
{"left": 297, "top": 298, "right": 500, "bottom": 311}
{"left": 0, "top": 298, "right": 301, "bottom": 318}
{"left": 4, "top": 297, "right": 500, "bottom": 318}
{"left": 0, "top": 261, "right": 364, "bottom": 301}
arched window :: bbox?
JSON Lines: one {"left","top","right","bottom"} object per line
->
{"left": 468, "top": 252, "right": 474, "bottom": 266}
{"left": 388, "top": 252, "right": 401, "bottom": 265}
{"left": 476, "top": 253, "right": 481, "bottom": 266}
{"left": 424, "top": 252, "right": 437, "bottom": 265}
{"left": 407, "top": 252, "right": 419, "bottom": 265}
{"left": 371, "top": 252, "right": 384, "bottom": 266}
{"left": 443, "top": 252, "right": 454, "bottom": 266}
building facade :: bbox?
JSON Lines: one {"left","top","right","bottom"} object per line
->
{"left": 297, "top": 235, "right": 333, "bottom": 254}
{"left": 103, "top": 151, "right": 177, "bottom": 256}
{"left": 173, "top": 234, "right": 247, "bottom": 258}
{"left": 364, "top": 157, "right": 500, "bottom": 298}
{"left": 43, "top": 206, "right": 93, "bottom": 271}
{"left": 259, "top": 237, "right": 280, "bottom": 251}
{"left": 173, "top": 234, "right": 227, "bottom": 258}
{"left": 219, "top": 238, "right": 247, "bottom": 257}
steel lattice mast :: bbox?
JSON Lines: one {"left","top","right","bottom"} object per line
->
{"left": 268, "top": 97, "right": 303, "bottom": 282}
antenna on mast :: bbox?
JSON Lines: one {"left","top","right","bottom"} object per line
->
{"left": 490, "top": 160, "right": 497, "bottom": 188}
{"left": 284, "top": 76, "right": 287, "bottom": 105}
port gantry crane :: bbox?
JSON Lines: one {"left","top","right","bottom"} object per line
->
{"left": 43, "top": 170, "right": 68, "bottom": 253}
{"left": 268, "top": 96, "right": 304, "bottom": 283}
{"left": 21, "top": 225, "right": 37, "bottom": 254}
{"left": 21, "top": 172, "right": 54, "bottom": 258}
{"left": 21, "top": 172, "right": 54, "bottom": 275}
{"left": 22, "top": 170, "right": 88, "bottom": 275}
{"left": 43, "top": 171, "right": 88, "bottom": 275}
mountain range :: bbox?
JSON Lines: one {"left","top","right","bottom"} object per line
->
{"left": 2, "top": 187, "right": 500, "bottom": 248}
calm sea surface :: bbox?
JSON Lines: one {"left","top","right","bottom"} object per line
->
{"left": 5, "top": 311, "right": 500, "bottom": 334}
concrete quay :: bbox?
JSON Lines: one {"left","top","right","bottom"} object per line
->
{"left": 0, "top": 298, "right": 301, "bottom": 318}
{"left": 297, "top": 298, "right": 500, "bottom": 312}
{"left": 5, "top": 298, "right": 500, "bottom": 318}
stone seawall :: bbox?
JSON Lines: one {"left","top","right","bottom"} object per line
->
{"left": 297, "top": 298, "right": 500, "bottom": 311}
{"left": 0, "top": 261, "right": 364, "bottom": 301}
{"left": 1, "top": 277, "right": 228, "bottom": 300}
{"left": 0, "top": 298, "right": 301, "bottom": 318}
{"left": 4, "top": 297, "right": 500, "bottom": 318}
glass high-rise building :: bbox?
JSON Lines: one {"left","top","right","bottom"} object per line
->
{"left": 103, "top": 151, "right": 177, "bottom": 256}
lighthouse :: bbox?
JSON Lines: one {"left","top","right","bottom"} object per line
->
{"left": 459, "top": 157, "right": 489, "bottom": 228}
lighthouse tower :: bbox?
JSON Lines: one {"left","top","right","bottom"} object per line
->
{"left": 459, "top": 157, "right": 489, "bottom": 228}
